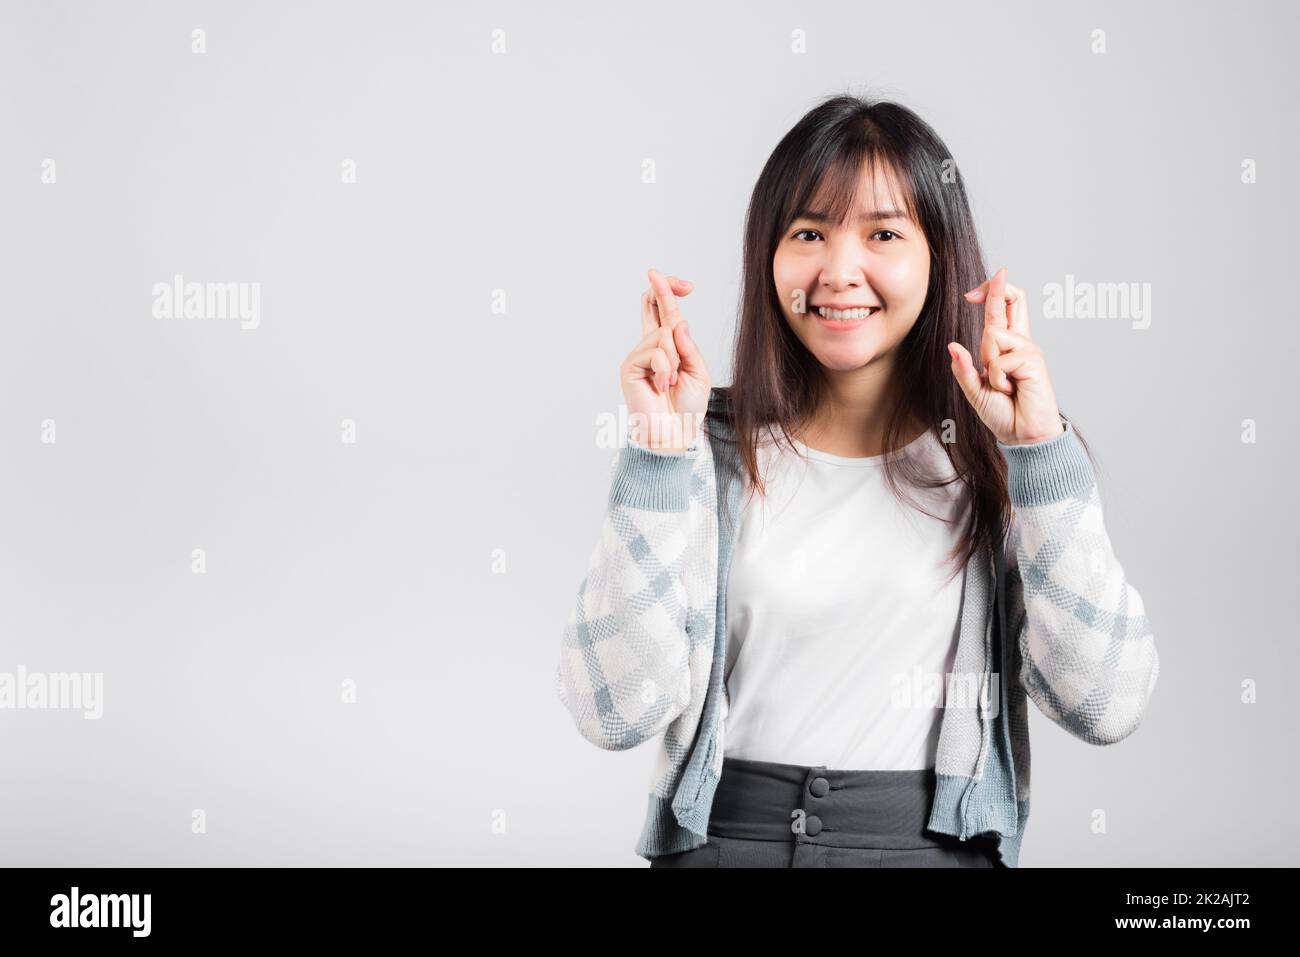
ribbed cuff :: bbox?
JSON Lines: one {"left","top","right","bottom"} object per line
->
{"left": 997, "top": 419, "right": 1095, "bottom": 506}
{"left": 608, "top": 437, "right": 701, "bottom": 512}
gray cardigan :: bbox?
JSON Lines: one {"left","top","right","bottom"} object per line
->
{"left": 556, "top": 387, "right": 1159, "bottom": 866}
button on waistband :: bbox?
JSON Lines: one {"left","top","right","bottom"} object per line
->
{"left": 710, "top": 758, "right": 957, "bottom": 850}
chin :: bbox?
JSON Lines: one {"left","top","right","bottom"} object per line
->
{"left": 810, "top": 345, "right": 882, "bottom": 372}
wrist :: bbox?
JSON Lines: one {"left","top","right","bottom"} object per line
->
{"left": 997, "top": 419, "right": 1094, "bottom": 506}
{"left": 1003, "top": 417, "right": 1066, "bottom": 447}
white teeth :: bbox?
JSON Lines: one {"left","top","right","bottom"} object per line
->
{"left": 817, "top": 306, "right": 877, "bottom": 320}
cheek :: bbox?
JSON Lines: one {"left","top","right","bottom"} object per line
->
{"left": 772, "top": 255, "right": 813, "bottom": 306}
{"left": 877, "top": 253, "right": 930, "bottom": 301}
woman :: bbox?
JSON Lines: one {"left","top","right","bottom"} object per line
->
{"left": 555, "top": 93, "right": 1159, "bottom": 868}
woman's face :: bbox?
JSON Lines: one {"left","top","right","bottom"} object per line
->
{"left": 773, "top": 163, "right": 931, "bottom": 373}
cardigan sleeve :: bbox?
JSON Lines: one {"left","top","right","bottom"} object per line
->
{"left": 998, "top": 419, "right": 1160, "bottom": 745}
{"left": 554, "top": 428, "right": 718, "bottom": 751}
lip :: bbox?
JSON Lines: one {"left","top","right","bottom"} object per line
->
{"left": 811, "top": 305, "right": 880, "bottom": 330}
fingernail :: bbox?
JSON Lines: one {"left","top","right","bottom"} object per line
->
{"left": 682, "top": 322, "right": 692, "bottom": 340}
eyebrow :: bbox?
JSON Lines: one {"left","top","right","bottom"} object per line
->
{"left": 794, "top": 206, "right": 911, "bottom": 224}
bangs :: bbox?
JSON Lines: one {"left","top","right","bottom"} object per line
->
{"left": 786, "top": 143, "right": 921, "bottom": 232}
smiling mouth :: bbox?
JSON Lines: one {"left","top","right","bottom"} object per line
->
{"left": 813, "top": 306, "right": 880, "bottom": 323}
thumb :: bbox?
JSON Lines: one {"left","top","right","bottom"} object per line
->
{"left": 674, "top": 321, "right": 703, "bottom": 374}
{"left": 947, "top": 342, "right": 983, "bottom": 406}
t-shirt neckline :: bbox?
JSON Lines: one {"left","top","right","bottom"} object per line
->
{"left": 789, "top": 428, "right": 931, "bottom": 468}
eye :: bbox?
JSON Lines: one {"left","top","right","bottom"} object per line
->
{"left": 790, "top": 227, "right": 901, "bottom": 242}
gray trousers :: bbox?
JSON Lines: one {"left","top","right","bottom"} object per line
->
{"left": 650, "top": 756, "right": 1002, "bottom": 868}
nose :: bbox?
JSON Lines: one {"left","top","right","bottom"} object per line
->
{"left": 819, "top": 235, "right": 867, "bottom": 293}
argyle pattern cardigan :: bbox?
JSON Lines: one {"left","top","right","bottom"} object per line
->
{"left": 555, "top": 387, "right": 1159, "bottom": 866}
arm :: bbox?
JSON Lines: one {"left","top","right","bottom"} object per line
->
{"left": 554, "top": 429, "right": 718, "bottom": 751}
{"left": 999, "top": 419, "right": 1160, "bottom": 745}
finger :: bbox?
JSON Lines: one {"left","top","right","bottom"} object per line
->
{"left": 648, "top": 268, "right": 683, "bottom": 382}
{"left": 970, "top": 281, "right": 1032, "bottom": 338}
{"left": 1005, "top": 282, "right": 1031, "bottom": 338}
{"left": 642, "top": 289, "right": 684, "bottom": 386}
{"left": 626, "top": 344, "right": 673, "bottom": 394}
{"left": 966, "top": 279, "right": 1026, "bottom": 317}
{"left": 648, "top": 268, "right": 685, "bottom": 329}
{"left": 946, "top": 341, "right": 986, "bottom": 408}
{"left": 989, "top": 349, "right": 1042, "bottom": 386}
{"left": 634, "top": 321, "right": 686, "bottom": 384}
{"left": 979, "top": 323, "right": 1001, "bottom": 380}
{"left": 963, "top": 277, "right": 990, "bottom": 301}
{"left": 656, "top": 325, "right": 681, "bottom": 386}
{"left": 641, "top": 287, "right": 657, "bottom": 337}
{"left": 673, "top": 320, "right": 704, "bottom": 376}
{"left": 641, "top": 275, "right": 693, "bottom": 337}
{"left": 967, "top": 282, "right": 1033, "bottom": 340}
{"left": 639, "top": 348, "right": 670, "bottom": 392}
{"left": 983, "top": 323, "right": 1036, "bottom": 354}
{"left": 986, "top": 348, "right": 1013, "bottom": 394}
{"left": 648, "top": 347, "right": 671, "bottom": 393}
{"left": 984, "top": 267, "right": 1009, "bottom": 329}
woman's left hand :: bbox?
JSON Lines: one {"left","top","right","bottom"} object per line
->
{"left": 947, "top": 267, "right": 1065, "bottom": 446}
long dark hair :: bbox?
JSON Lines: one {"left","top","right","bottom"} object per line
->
{"left": 705, "top": 92, "right": 1093, "bottom": 583}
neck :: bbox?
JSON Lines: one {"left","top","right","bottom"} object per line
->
{"left": 796, "top": 360, "right": 924, "bottom": 458}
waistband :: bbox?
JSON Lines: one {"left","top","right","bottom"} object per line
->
{"left": 709, "top": 755, "right": 978, "bottom": 850}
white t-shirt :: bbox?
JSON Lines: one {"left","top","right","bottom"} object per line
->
{"left": 722, "top": 425, "right": 970, "bottom": 770}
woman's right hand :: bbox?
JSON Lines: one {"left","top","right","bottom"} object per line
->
{"left": 620, "top": 268, "right": 712, "bottom": 452}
